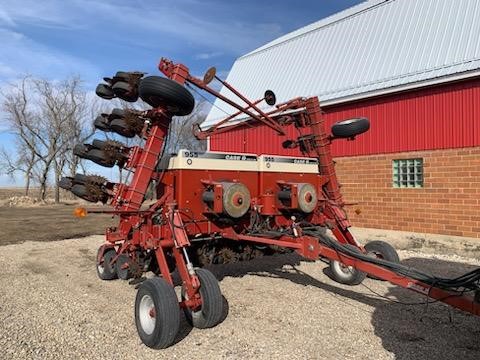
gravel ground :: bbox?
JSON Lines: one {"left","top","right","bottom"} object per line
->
{"left": 0, "top": 235, "right": 479, "bottom": 360}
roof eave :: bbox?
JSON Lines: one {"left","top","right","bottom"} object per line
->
{"left": 203, "top": 69, "right": 480, "bottom": 128}
{"left": 321, "top": 69, "right": 480, "bottom": 107}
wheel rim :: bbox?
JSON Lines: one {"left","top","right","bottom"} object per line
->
{"left": 97, "top": 263, "right": 105, "bottom": 274}
{"left": 335, "top": 261, "right": 354, "bottom": 276}
{"left": 139, "top": 294, "right": 156, "bottom": 335}
{"left": 369, "top": 251, "right": 384, "bottom": 259}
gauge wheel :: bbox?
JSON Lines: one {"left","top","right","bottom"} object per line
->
{"left": 58, "top": 177, "right": 73, "bottom": 190}
{"left": 112, "top": 82, "right": 138, "bottom": 102}
{"left": 84, "top": 149, "right": 115, "bottom": 168}
{"left": 328, "top": 244, "right": 367, "bottom": 285}
{"left": 73, "top": 144, "right": 89, "bottom": 158}
{"left": 181, "top": 269, "right": 223, "bottom": 329}
{"left": 110, "top": 119, "right": 137, "bottom": 138}
{"left": 365, "top": 240, "right": 400, "bottom": 280}
{"left": 116, "top": 254, "right": 133, "bottom": 280}
{"left": 96, "top": 247, "right": 118, "bottom": 280}
{"left": 96, "top": 83, "right": 115, "bottom": 100}
{"left": 135, "top": 277, "right": 180, "bottom": 349}
{"left": 93, "top": 115, "right": 111, "bottom": 132}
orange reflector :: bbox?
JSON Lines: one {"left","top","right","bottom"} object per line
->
{"left": 74, "top": 207, "right": 88, "bottom": 218}
{"left": 354, "top": 208, "right": 362, "bottom": 215}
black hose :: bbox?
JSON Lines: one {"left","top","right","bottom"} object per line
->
{"left": 303, "top": 229, "right": 480, "bottom": 293}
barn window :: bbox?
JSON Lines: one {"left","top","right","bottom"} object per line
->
{"left": 392, "top": 158, "right": 423, "bottom": 188}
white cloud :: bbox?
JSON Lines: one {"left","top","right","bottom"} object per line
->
{"left": 0, "top": 0, "right": 283, "bottom": 57}
{"left": 0, "top": 8, "right": 15, "bottom": 27}
{"left": 95, "top": 2, "right": 282, "bottom": 54}
{"left": 0, "top": 0, "right": 81, "bottom": 29}
{"left": 0, "top": 0, "right": 282, "bottom": 55}
{"left": 0, "top": 0, "right": 286, "bottom": 187}
{"left": 0, "top": 28, "right": 100, "bottom": 83}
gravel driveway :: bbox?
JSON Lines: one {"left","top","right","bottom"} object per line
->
{"left": 1, "top": 235, "right": 479, "bottom": 359}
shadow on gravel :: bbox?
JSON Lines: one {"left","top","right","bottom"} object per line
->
{"left": 206, "top": 254, "right": 480, "bottom": 360}
{"left": 369, "top": 258, "right": 480, "bottom": 360}
{"left": 173, "top": 295, "right": 230, "bottom": 346}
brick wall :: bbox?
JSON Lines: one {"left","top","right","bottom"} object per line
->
{"left": 335, "top": 147, "right": 480, "bottom": 239}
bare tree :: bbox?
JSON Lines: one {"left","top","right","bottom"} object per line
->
{"left": 165, "top": 100, "right": 208, "bottom": 154}
{"left": 35, "top": 77, "right": 99, "bottom": 202}
{"left": 2, "top": 76, "right": 94, "bottom": 202}
{"left": 2, "top": 77, "right": 46, "bottom": 197}
{"left": 65, "top": 101, "right": 98, "bottom": 179}
{"left": 0, "top": 138, "right": 39, "bottom": 195}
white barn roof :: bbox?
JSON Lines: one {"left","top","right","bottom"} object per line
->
{"left": 204, "top": 0, "right": 480, "bottom": 126}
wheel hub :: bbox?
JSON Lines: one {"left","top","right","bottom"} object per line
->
{"left": 339, "top": 263, "right": 353, "bottom": 274}
{"left": 139, "top": 294, "right": 156, "bottom": 335}
{"left": 97, "top": 263, "right": 105, "bottom": 274}
{"left": 149, "top": 308, "right": 156, "bottom": 318}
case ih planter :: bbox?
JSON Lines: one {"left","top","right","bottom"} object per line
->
{"left": 61, "top": 60, "right": 480, "bottom": 349}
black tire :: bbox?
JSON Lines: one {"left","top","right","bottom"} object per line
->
{"left": 135, "top": 277, "right": 180, "bottom": 349}
{"left": 110, "top": 119, "right": 137, "bottom": 138}
{"left": 110, "top": 108, "right": 126, "bottom": 119}
{"left": 73, "top": 144, "right": 89, "bottom": 158}
{"left": 121, "top": 94, "right": 139, "bottom": 102}
{"left": 97, "top": 247, "right": 118, "bottom": 280}
{"left": 116, "top": 254, "right": 133, "bottom": 280}
{"left": 70, "top": 184, "right": 88, "bottom": 198}
{"left": 139, "top": 76, "right": 195, "bottom": 116}
{"left": 86, "top": 148, "right": 112, "bottom": 165}
{"left": 96, "top": 84, "right": 115, "bottom": 100}
{"left": 70, "top": 184, "right": 105, "bottom": 203}
{"left": 94, "top": 115, "right": 111, "bottom": 132}
{"left": 328, "top": 244, "right": 367, "bottom": 285}
{"left": 93, "top": 139, "right": 123, "bottom": 151}
{"left": 92, "top": 139, "right": 107, "bottom": 149}
{"left": 85, "top": 149, "right": 115, "bottom": 168}
{"left": 114, "top": 71, "right": 143, "bottom": 82}
{"left": 331, "top": 117, "right": 370, "bottom": 138}
{"left": 73, "top": 173, "right": 105, "bottom": 186}
{"left": 113, "top": 71, "right": 132, "bottom": 82}
{"left": 58, "top": 177, "right": 73, "bottom": 190}
{"left": 112, "top": 82, "right": 138, "bottom": 102}
{"left": 112, "top": 81, "right": 131, "bottom": 95}
{"left": 364, "top": 240, "right": 400, "bottom": 280}
{"left": 182, "top": 269, "right": 223, "bottom": 329}
{"left": 73, "top": 173, "right": 90, "bottom": 184}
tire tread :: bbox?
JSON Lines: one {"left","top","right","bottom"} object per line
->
{"left": 139, "top": 76, "right": 194, "bottom": 116}
{"left": 183, "top": 269, "right": 223, "bottom": 329}
{"left": 135, "top": 277, "right": 180, "bottom": 349}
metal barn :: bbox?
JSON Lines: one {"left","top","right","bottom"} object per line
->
{"left": 205, "top": 0, "right": 480, "bottom": 238}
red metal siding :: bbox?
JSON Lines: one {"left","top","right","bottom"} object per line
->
{"left": 210, "top": 127, "right": 246, "bottom": 153}
{"left": 210, "top": 78, "right": 480, "bottom": 157}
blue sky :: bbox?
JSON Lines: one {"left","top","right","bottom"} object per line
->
{"left": 0, "top": 0, "right": 362, "bottom": 186}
